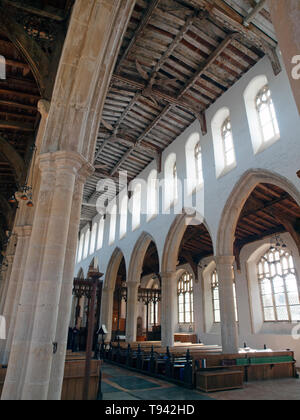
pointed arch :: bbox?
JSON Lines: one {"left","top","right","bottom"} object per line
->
{"left": 128, "top": 232, "right": 160, "bottom": 284}
{"left": 162, "top": 212, "right": 213, "bottom": 273}
{"left": 217, "top": 169, "right": 300, "bottom": 257}
{"left": 104, "top": 247, "right": 126, "bottom": 290}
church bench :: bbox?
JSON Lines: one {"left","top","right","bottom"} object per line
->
{"left": 193, "top": 350, "right": 297, "bottom": 383}
{"left": 0, "top": 359, "right": 102, "bottom": 400}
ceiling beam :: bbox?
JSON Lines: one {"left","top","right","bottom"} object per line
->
{"left": 96, "top": 9, "right": 204, "bottom": 165}
{"left": 110, "top": 33, "right": 235, "bottom": 176}
{"left": 0, "top": 120, "right": 34, "bottom": 131}
{"left": 116, "top": 0, "right": 161, "bottom": 73}
{"left": 2, "top": 0, "right": 68, "bottom": 21}
{"left": 243, "top": 0, "right": 267, "bottom": 27}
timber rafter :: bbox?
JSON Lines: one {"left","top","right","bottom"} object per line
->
{"left": 82, "top": 0, "right": 279, "bottom": 225}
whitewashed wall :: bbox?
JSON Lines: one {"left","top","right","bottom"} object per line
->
{"left": 75, "top": 53, "right": 300, "bottom": 363}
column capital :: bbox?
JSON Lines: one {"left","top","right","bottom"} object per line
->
{"left": 215, "top": 256, "right": 235, "bottom": 267}
{"left": 37, "top": 99, "right": 50, "bottom": 120}
{"left": 126, "top": 281, "right": 139, "bottom": 289}
{"left": 39, "top": 151, "right": 94, "bottom": 178}
{"left": 160, "top": 271, "right": 177, "bottom": 280}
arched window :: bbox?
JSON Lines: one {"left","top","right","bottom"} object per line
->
{"left": 147, "top": 169, "right": 158, "bottom": 221}
{"left": 83, "top": 229, "right": 90, "bottom": 259}
{"left": 178, "top": 272, "right": 194, "bottom": 324}
{"left": 244, "top": 75, "right": 280, "bottom": 154}
{"left": 97, "top": 216, "right": 105, "bottom": 250}
{"left": 173, "top": 162, "right": 178, "bottom": 201}
{"left": 194, "top": 142, "right": 203, "bottom": 185}
{"left": 211, "top": 270, "right": 220, "bottom": 323}
{"left": 256, "top": 85, "right": 280, "bottom": 144}
{"left": 164, "top": 153, "right": 178, "bottom": 210}
{"left": 211, "top": 269, "right": 238, "bottom": 323}
{"left": 109, "top": 204, "right": 117, "bottom": 245}
{"left": 211, "top": 107, "right": 236, "bottom": 178}
{"left": 221, "top": 118, "right": 235, "bottom": 167}
{"left": 119, "top": 194, "right": 128, "bottom": 239}
{"left": 77, "top": 233, "right": 85, "bottom": 263}
{"left": 89, "top": 223, "right": 97, "bottom": 255}
{"left": 257, "top": 247, "right": 300, "bottom": 322}
{"left": 132, "top": 183, "right": 141, "bottom": 231}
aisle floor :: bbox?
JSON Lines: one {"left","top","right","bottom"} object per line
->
{"left": 101, "top": 364, "right": 300, "bottom": 401}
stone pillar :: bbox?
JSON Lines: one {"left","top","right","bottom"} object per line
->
{"left": 125, "top": 282, "right": 139, "bottom": 343}
{"left": 0, "top": 264, "right": 8, "bottom": 311}
{"left": 160, "top": 272, "right": 177, "bottom": 348}
{"left": 216, "top": 256, "right": 239, "bottom": 354}
{"left": 0, "top": 235, "right": 17, "bottom": 315}
{"left": 47, "top": 163, "right": 92, "bottom": 400}
{"left": 1, "top": 151, "right": 88, "bottom": 401}
{"left": 100, "top": 286, "right": 114, "bottom": 342}
{"left": 0, "top": 255, "right": 14, "bottom": 324}
{"left": 268, "top": 0, "right": 300, "bottom": 114}
{"left": 1, "top": 226, "right": 32, "bottom": 365}
{"left": 20, "top": 152, "right": 87, "bottom": 400}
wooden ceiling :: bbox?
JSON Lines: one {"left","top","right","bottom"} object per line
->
{"left": 0, "top": 0, "right": 73, "bottom": 253}
{"left": 178, "top": 223, "right": 213, "bottom": 270}
{"left": 81, "top": 0, "right": 279, "bottom": 225}
{"left": 235, "top": 183, "right": 300, "bottom": 260}
{"left": 142, "top": 240, "right": 160, "bottom": 276}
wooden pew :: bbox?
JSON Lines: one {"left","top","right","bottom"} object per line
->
{"left": 193, "top": 350, "right": 297, "bottom": 385}
{"left": 0, "top": 357, "right": 101, "bottom": 400}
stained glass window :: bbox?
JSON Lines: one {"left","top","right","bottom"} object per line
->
{"left": 257, "top": 248, "right": 300, "bottom": 322}
{"left": 178, "top": 272, "right": 194, "bottom": 324}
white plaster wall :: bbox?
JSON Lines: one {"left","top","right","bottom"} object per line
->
{"left": 75, "top": 53, "right": 300, "bottom": 362}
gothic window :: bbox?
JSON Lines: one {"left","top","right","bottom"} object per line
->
{"left": 257, "top": 248, "right": 300, "bottom": 322}
{"left": 211, "top": 269, "right": 238, "bottom": 323}
{"left": 194, "top": 142, "right": 203, "bottom": 185}
{"left": 221, "top": 118, "right": 235, "bottom": 167}
{"left": 173, "top": 162, "right": 178, "bottom": 201}
{"left": 178, "top": 272, "right": 194, "bottom": 324}
{"left": 256, "top": 85, "right": 280, "bottom": 143}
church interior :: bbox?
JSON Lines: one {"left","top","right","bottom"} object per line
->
{"left": 0, "top": 0, "right": 300, "bottom": 401}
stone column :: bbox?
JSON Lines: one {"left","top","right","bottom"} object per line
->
{"left": 20, "top": 152, "right": 87, "bottom": 400}
{"left": 47, "top": 163, "right": 93, "bottom": 400}
{"left": 1, "top": 154, "right": 56, "bottom": 401}
{"left": 100, "top": 286, "right": 115, "bottom": 342}
{"left": 160, "top": 272, "right": 177, "bottom": 348}
{"left": 0, "top": 255, "right": 14, "bottom": 337}
{"left": 1, "top": 226, "right": 32, "bottom": 365}
{"left": 125, "top": 282, "right": 139, "bottom": 343}
{"left": 0, "top": 236, "right": 17, "bottom": 315}
{"left": 1, "top": 151, "right": 88, "bottom": 401}
{"left": 0, "top": 264, "right": 8, "bottom": 311}
{"left": 268, "top": 0, "right": 300, "bottom": 114}
{"left": 216, "top": 256, "right": 239, "bottom": 354}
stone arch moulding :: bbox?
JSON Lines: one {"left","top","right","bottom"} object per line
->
{"left": 104, "top": 247, "right": 126, "bottom": 291}
{"left": 127, "top": 232, "right": 160, "bottom": 285}
{"left": 0, "top": 136, "right": 26, "bottom": 185}
{"left": 217, "top": 169, "right": 300, "bottom": 257}
{"left": 161, "top": 212, "right": 213, "bottom": 273}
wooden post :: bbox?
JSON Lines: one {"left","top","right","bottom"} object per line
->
{"left": 83, "top": 272, "right": 102, "bottom": 400}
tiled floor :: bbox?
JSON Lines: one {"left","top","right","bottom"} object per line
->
{"left": 101, "top": 364, "right": 213, "bottom": 401}
{"left": 102, "top": 364, "right": 300, "bottom": 401}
